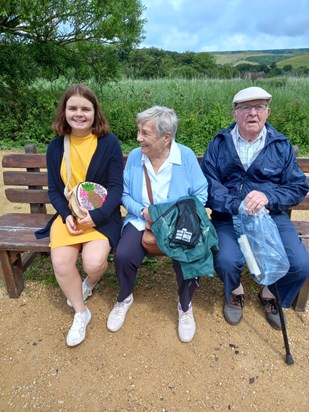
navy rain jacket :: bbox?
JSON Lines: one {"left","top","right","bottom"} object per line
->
{"left": 200, "top": 122, "right": 309, "bottom": 221}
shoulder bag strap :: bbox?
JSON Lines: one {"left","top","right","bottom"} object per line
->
{"left": 143, "top": 164, "right": 153, "bottom": 204}
{"left": 63, "top": 135, "right": 71, "bottom": 199}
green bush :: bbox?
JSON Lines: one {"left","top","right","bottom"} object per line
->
{"left": 1, "top": 77, "right": 309, "bottom": 155}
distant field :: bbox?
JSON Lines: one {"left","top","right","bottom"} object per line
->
{"left": 211, "top": 48, "right": 309, "bottom": 68}
{"left": 213, "top": 52, "right": 269, "bottom": 65}
{"left": 277, "top": 55, "right": 309, "bottom": 68}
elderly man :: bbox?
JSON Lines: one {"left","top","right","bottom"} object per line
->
{"left": 200, "top": 86, "right": 309, "bottom": 329}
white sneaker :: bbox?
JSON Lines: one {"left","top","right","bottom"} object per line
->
{"left": 67, "top": 279, "right": 94, "bottom": 307}
{"left": 66, "top": 307, "right": 91, "bottom": 347}
{"left": 107, "top": 295, "right": 134, "bottom": 332}
{"left": 178, "top": 304, "right": 196, "bottom": 343}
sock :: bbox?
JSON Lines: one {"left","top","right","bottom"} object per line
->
{"left": 261, "top": 286, "right": 275, "bottom": 299}
{"left": 84, "top": 277, "right": 96, "bottom": 291}
{"left": 124, "top": 294, "right": 133, "bottom": 303}
{"left": 178, "top": 301, "right": 192, "bottom": 312}
{"left": 232, "top": 283, "right": 244, "bottom": 295}
{"left": 76, "top": 307, "right": 88, "bottom": 316}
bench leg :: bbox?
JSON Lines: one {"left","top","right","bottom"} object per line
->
{"left": 293, "top": 277, "right": 309, "bottom": 312}
{"left": 0, "top": 251, "right": 24, "bottom": 298}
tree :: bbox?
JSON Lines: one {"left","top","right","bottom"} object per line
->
{"left": 0, "top": 0, "right": 145, "bottom": 81}
{"left": 125, "top": 48, "right": 175, "bottom": 78}
{"left": 0, "top": 0, "right": 145, "bottom": 142}
{"left": 282, "top": 64, "right": 293, "bottom": 72}
{"left": 192, "top": 52, "right": 216, "bottom": 76}
{"left": 0, "top": 0, "right": 144, "bottom": 46}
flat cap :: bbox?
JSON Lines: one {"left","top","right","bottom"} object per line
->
{"left": 232, "top": 86, "right": 272, "bottom": 107}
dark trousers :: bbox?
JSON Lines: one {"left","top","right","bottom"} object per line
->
{"left": 212, "top": 213, "right": 309, "bottom": 308}
{"left": 114, "top": 223, "right": 198, "bottom": 312}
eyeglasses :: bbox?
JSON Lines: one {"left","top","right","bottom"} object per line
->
{"left": 236, "top": 104, "right": 268, "bottom": 114}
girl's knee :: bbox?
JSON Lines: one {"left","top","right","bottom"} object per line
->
{"left": 51, "top": 255, "right": 73, "bottom": 276}
{"left": 83, "top": 257, "right": 108, "bottom": 276}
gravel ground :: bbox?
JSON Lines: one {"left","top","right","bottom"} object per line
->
{"left": 0, "top": 151, "right": 308, "bottom": 411}
{"left": 0, "top": 268, "right": 308, "bottom": 412}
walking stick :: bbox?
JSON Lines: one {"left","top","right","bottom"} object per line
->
{"left": 238, "top": 234, "right": 294, "bottom": 365}
{"left": 273, "top": 282, "right": 294, "bottom": 365}
{"left": 235, "top": 203, "right": 295, "bottom": 365}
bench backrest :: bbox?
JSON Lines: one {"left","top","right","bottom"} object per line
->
{"left": 291, "top": 158, "right": 309, "bottom": 211}
{"left": 2, "top": 146, "right": 308, "bottom": 214}
{"left": 2, "top": 152, "right": 48, "bottom": 213}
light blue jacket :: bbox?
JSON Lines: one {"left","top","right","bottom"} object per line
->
{"left": 122, "top": 143, "right": 208, "bottom": 227}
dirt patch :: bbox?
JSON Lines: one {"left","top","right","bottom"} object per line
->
{"left": 0, "top": 151, "right": 308, "bottom": 412}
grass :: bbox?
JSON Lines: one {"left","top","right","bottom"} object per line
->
{"left": 24, "top": 254, "right": 176, "bottom": 292}
{"left": 23, "top": 253, "right": 260, "bottom": 301}
{"left": 101, "top": 77, "right": 309, "bottom": 155}
{"left": 277, "top": 55, "right": 309, "bottom": 68}
{"left": 212, "top": 49, "right": 309, "bottom": 67}
{"left": 213, "top": 51, "right": 271, "bottom": 65}
{"left": 1, "top": 77, "right": 309, "bottom": 155}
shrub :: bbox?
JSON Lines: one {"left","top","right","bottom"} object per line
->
{"left": 1, "top": 77, "right": 309, "bottom": 155}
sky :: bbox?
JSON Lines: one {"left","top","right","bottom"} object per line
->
{"left": 140, "top": 0, "right": 309, "bottom": 53}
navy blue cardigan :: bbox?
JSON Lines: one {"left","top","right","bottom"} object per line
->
{"left": 35, "top": 133, "right": 124, "bottom": 249}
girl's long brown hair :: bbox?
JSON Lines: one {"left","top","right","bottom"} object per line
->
{"left": 52, "top": 83, "right": 110, "bottom": 137}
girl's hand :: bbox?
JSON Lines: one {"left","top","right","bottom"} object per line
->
{"left": 77, "top": 208, "right": 95, "bottom": 228}
{"left": 65, "top": 215, "right": 84, "bottom": 235}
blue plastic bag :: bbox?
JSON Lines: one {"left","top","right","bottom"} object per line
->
{"left": 233, "top": 201, "right": 290, "bottom": 285}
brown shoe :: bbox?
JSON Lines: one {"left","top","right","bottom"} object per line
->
{"left": 224, "top": 293, "right": 244, "bottom": 325}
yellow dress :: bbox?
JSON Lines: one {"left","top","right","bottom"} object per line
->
{"left": 50, "top": 133, "right": 107, "bottom": 249}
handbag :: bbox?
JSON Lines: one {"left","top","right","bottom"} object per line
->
{"left": 141, "top": 165, "right": 163, "bottom": 256}
{"left": 63, "top": 135, "right": 107, "bottom": 219}
{"left": 68, "top": 181, "right": 107, "bottom": 219}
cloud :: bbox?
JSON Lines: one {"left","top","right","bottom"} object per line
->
{"left": 140, "top": 0, "right": 309, "bottom": 52}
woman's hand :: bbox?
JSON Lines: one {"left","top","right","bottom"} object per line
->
{"left": 77, "top": 208, "right": 96, "bottom": 228}
{"left": 65, "top": 215, "right": 84, "bottom": 235}
{"left": 142, "top": 207, "right": 151, "bottom": 221}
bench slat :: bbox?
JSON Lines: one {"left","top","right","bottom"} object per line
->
{"left": 292, "top": 221, "right": 309, "bottom": 237}
{"left": 2, "top": 153, "right": 47, "bottom": 168}
{"left": 3, "top": 153, "right": 307, "bottom": 172}
{"left": 0, "top": 232, "right": 50, "bottom": 252}
{"left": 290, "top": 196, "right": 309, "bottom": 210}
{"left": 0, "top": 213, "right": 51, "bottom": 252}
{"left": 5, "top": 189, "right": 50, "bottom": 204}
{"left": 0, "top": 213, "right": 52, "bottom": 228}
{"left": 296, "top": 158, "right": 309, "bottom": 173}
{"left": 4, "top": 171, "right": 48, "bottom": 186}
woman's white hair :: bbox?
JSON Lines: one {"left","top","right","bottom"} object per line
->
{"left": 136, "top": 106, "right": 178, "bottom": 140}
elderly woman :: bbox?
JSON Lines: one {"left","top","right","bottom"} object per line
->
{"left": 107, "top": 106, "right": 208, "bottom": 342}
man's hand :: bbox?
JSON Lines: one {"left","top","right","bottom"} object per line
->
{"left": 244, "top": 190, "right": 269, "bottom": 214}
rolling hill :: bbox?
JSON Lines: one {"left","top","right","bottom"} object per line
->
{"left": 211, "top": 48, "right": 309, "bottom": 68}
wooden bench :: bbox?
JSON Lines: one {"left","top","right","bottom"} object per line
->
{"left": 287, "top": 155, "right": 309, "bottom": 311}
{"left": 1, "top": 145, "right": 309, "bottom": 311}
